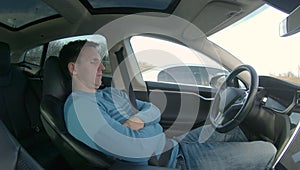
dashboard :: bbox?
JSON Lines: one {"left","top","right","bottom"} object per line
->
{"left": 258, "top": 76, "right": 300, "bottom": 115}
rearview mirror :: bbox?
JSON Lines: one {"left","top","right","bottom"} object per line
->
{"left": 279, "top": 5, "right": 300, "bottom": 37}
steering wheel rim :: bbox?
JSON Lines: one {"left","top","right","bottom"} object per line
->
{"left": 209, "top": 64, "right": 258, "bottom": 133}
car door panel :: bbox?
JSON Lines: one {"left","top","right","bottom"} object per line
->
{"left": 141, "top": 81, "right": 216, "bottom": 137}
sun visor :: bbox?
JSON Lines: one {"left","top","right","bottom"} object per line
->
{"left": 186, "top": 1, "right": 241, "bottom": 36}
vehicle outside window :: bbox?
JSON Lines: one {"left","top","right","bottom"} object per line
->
{"left": 131, "top": 36, "right": 227, "bottom": 87}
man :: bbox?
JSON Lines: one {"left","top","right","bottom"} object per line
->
{"left": 61, "top": 40, "right": 276, "bottom": 169}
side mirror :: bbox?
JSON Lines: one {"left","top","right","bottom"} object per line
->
{"left": 210, "top": 74, "right": 246, "bottom": 89}
{"left": 210, "top": 74, "right": 226, "bottom": 88}
{"left": 279, "top": 5, "right": 300, "bottom": 37}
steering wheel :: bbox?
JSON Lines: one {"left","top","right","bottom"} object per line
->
{"left": 209, "top": 64, "right": 258, "bottom": 133}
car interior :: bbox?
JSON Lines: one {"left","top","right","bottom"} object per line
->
{"left": 0, "top": 41, "right": 68, "bottom": 170}
{"left": 0, "top": 0, "right": 300, "bottom": 170}
{"left": 0, "top": 119, "right": 42, "bottom": 170}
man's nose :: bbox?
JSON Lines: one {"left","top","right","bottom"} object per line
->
{"left": 99, "top": 63, "right": 105, "bottom": 71}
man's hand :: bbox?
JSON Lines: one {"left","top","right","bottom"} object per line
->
{"left": 123, "top": 116, "right": 145, "bottom": 130}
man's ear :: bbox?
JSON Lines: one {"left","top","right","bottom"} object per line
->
{"left": 67, "top": 62, "right": 76, "bottom": 76}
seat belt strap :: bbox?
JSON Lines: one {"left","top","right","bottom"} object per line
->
{"left": 114, "top": 47, "right": 139, "bottom": 111}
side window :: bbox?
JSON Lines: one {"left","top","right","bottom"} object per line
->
{"left": 130, "top": 36, "right": 227, "bottom": 87}
{"left": 46, "top": 41, "right": 65, "bottom": 58}
{"left": 22, "top": 45, "right": 44, "bottom": 75}
{"left": 24, "top": 45, "right": 43, "bottom": 65}
{"left": 101, "top": 55, "right": 112, "bottom": 76}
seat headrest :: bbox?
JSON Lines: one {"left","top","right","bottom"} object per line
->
{"left": 43, "top": 56, "right": 71, "bottom": 102}
{"left": 0, "top": 42, "right": 11, "bottom": 76}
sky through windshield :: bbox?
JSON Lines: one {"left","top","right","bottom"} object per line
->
{"left": 209, "top": 5, "right": 300, "bottom": 78}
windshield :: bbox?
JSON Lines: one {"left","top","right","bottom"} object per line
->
{"left": 209, "top": 4, "right": 300, "bottom": 85}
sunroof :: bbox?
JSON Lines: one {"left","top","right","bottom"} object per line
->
{"left": 81, "top": 0, "right": 179, "bottom": 14}
{"left": 0, "top": 0, "right": 58, "bottom": 30}
{"left": 88, "top": 0, "right": 171, "bottom": 9}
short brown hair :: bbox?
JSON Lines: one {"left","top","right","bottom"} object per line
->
{"left": 59, "top": 40, "right": 99, "bottom": 79}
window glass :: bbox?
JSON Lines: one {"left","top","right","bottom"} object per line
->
{"left": 24, "top": 45, "right": 43, "bottom": 65}
{"left": 209, "top": 4, "right": 300, "bottom": 85}
{"left": 131, "top": 36, "right": 227, "bottom": 86}
{"left": 85, "top": 0, "right": 173, "bottom": 10}
{"left": 0, "top": 0, "right": 58, "bottom": 29}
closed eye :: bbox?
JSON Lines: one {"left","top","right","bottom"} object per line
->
{"left": 90, "top": 58, "right": 101, "bottom": 64}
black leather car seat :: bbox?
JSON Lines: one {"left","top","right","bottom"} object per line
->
{"left": 0, "top": 42, "right": 41, "bottom": 141}
{"left": 0, "top": 42, "right": 64, "bottom": 168}
{"left": 0, "top": 120, "right": 43, "bottom": 170}
{"left": 241, "top": 105, "right": 291, "bottom": 165}
{"left": 40, "top": 56, "right": 114, "bottom": 169}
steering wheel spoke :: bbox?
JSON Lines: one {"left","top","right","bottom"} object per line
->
{"left": 215, "top": 111, "right": 225, "bottom": 125}
{"left": 210, "top": 65, "right": 258, "bottom": 133}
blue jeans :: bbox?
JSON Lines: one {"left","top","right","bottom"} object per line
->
{"left": 174, "top": 125, "right": 276, "bottom": 170}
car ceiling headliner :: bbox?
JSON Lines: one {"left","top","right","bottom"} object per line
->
{"left": 1, "top": 0, "right": 265, "bottom": 56}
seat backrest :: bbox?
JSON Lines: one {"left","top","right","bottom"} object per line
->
{"left": 0, "top": 42, "right": 11, "bottom": 76}
{"left": 0, "top": 42, "right": 41, "bottom": 140}
{"left": 241, "top": 106, "right": 291, "bottom": 163}
{"left": 42, "top": 56, "right": 71, "bottom": 101}
{"left": 40, "top": 56, "right": 114, "bottom": 169}
{"left": 273, "top": 113, "right": 291, "bottom": 164}
{"left": 0, "top": 119, "right": 43, "bottom": 170}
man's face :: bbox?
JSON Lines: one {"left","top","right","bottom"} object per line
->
{"left": 73, "top": 46, "right": 105, "bottom": 91}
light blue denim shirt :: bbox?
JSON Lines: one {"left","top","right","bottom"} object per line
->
{"left": 64, "top": 87, "right": 178, "bottom": 166}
